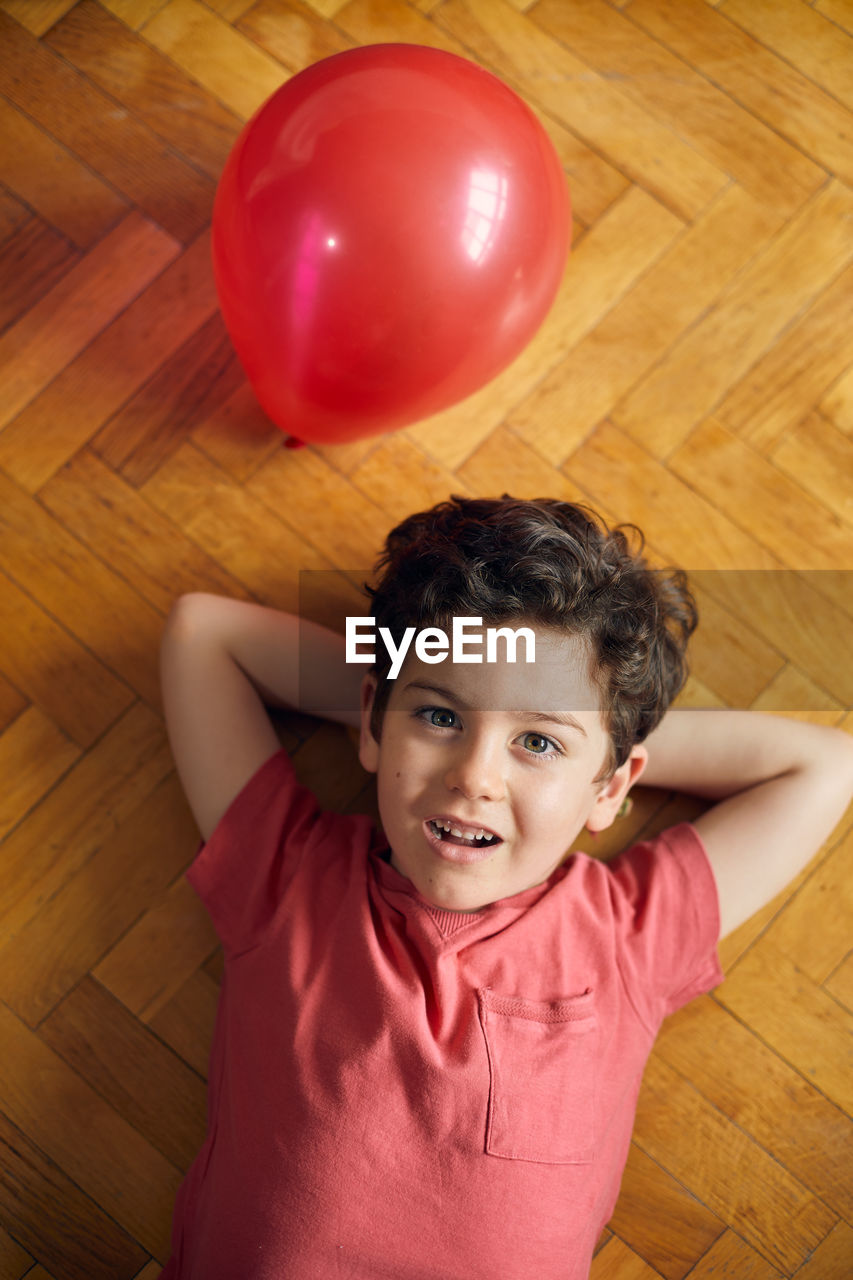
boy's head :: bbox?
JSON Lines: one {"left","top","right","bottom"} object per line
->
{"left": 363, "top": 495, "right": 697, "bottom": 778}
{"left": 357, "top": 496, "right": 697, "bottom": 914}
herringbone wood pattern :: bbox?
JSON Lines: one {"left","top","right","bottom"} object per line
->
{"left": 1, "top": 0, "right": 852, "bottom": 1276}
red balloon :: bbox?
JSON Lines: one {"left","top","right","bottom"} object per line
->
{"left": 212, "top": 44, "right": 570, "bottom": 446}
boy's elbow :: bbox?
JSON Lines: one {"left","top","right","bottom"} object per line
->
{"left": 835, "top": 726, "right": 853, "bottom": 783}
{"left": 163, "top": 593, "right": 214, "bottom": 632}
{"left": 806, "top": 724, "right": 853, "bottom": 808}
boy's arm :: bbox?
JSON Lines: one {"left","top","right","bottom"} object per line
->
{"left": 638, "top": 710, "right": 853, "bottom": 938}
{"left": 160, "top": 593, "right": 361, "bottom": 843}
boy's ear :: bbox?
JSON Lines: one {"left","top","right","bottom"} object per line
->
{"left": 585, "top": 744, "right": 648, "bottom": 833}
{"left": 358, "top": 673, "right": 380, "bottom": 774}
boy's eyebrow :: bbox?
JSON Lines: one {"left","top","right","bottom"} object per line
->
{"left": 522, "top": 710, "right": 588, "bottom": 737}
{"left": 402, "top": 681, "right": 588, "bottom": 737}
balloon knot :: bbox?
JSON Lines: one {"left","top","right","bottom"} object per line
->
{"left": 284, "top": 436, "right": 306, "bottom": 450}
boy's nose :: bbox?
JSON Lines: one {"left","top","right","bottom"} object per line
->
{"left": 444, "top": 739, "right": 506, "bottom": 802}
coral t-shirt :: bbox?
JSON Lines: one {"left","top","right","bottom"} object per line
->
{"left": 159, "top": 747, "right": 722, "bottom": 1279}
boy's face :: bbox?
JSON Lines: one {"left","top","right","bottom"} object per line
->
{"left": 359, "top": 624, "right": 647, "bottom": 913}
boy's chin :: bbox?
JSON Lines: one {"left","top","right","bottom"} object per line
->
{"left": 422, "top": 889, "right": 490, "bottom": 914}
{"left": 391, "top": 857, "right": 491, "bottom": 914}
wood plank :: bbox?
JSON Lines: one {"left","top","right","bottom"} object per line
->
{"left": 347, "top": 435, "right": 476, "bottom": 525}
{"left": 561, "top": 422, "right": 781, "bottom": 570}
{"left": 301, "top": 0, "right": 349, "bottom": 16}
{"left": 37, "top": 445, "right": 250, "bottom": 616}
{"left": 608, "top": 1141, "right": 724, "bottom": 1278}
{"left": 719, "top": 0, "right": 853, "bottom": 110}
{"left": 750, "top": 662, "right": 846, "bottom": 719}
{"left": 335, "top": 0, "right": 464, "bottom": 53}
{"left": 39, "top": 975, "right": 207, "bottom": 1171}
{"left": 533, "top": 0, "right": 824, "bottom": 213}
{"left": 654, "top": 995, "right": 853, "bottom": 1222}
{"left": 770, "top": 411, "right": 853, "bottom": 522}
{"left": 0, "top": 1107, "right": 147, "bottom": 1280}
{"left": 0, "top": 706, "right": 172, "bottom": 944}
{"left": 312, "top": 430, "right": 385, "bottom": 476}
{"left": 625, "top": 0, "right": 853, "bottom": 185}
{"left": 613, "top": 181, "right": 853, "bottom": 456}
{"left": 0, "top": 1224, "right": 33, "bottom": 1279}
{"left": 0, "top": 216, "right": 78, "bottom": 333}
{"left": 44, "top": 0, "right": 243, "bottom": 181}
{"left": 247, "top": 445, "right": 399, "bottom": 567}
{"left": 632, "top": 1053, "right": 837, "bottom": 1272}
{"left": 0, "top": 185, "right": 29, "bottom": 246}
{"left": 148, "top": 966, "right": 221, "bottom": 1079}
{"left": 432, "top": 0, "right": 728, "bottom": 220}
{"left": 0, "top": 213, "right": 178, "bottom": 434}
{"left": 139, "top": 441, "right": 334, "bottom": 609}
{"left": 0, "top": 669, "right": 27, "bottom": 739}
{"left": 590, "top": 1235, "right": 663, "bottom": 1279}
{"left": 99, "top": 0, "right": 165, "bottom": 26}
{"left": 0, "top": 97, "right": 127, "bottom": 249}
{"left": 0, "top": 774, "right": 200, "bottom": 1027}
{"left": 237, "top": 0, "right": 356, "bottom": 72}
{"left": 129, "top": 1266, "right": 162, "bottom": 1280}
{"left": 815, "top": 0, "right": 853, "bottom": 35}
{"left": 791, "top": 1223, "right": 853, "bottom": 1278}
{"left": 1, "top": 235, "right": 224, "bottom": 492}
{"left": 823, "top": 950, "right": 853, "bottom": 1014}
{"left": 715, "top": 264, "right": 853, "bottom": 452}
{"left": 141, "top": 0, "right": 289, "bottom": 120}
{"left": 457, "top": 425, "right": 592, "bottom": 506}
{"left": 0, "top": 708, "right": 79, "bottom": 842}
{"left": 288, "top": 721, "right": 370, "bottom": 812}
{"left": 0, "top": 13, "right": 215, "bottom": 242}
{"left": 508, "top": 185, "right": 785, "bottom": 462}
{"left": 820, "top": 363, "right": 853, "bottom": 433}
{"left": 761, "top": 825, "right": 853, "bottom": 986}
{"left": 0, "top": 1002, "right": 181, "bottom": 1257}
{"left": 203, "top": 0, "right": 255, "bottom": 18}
{"left": 91, "top": 312, "right": 244, "bottom": 486}
{"left": 686, "top": 1230, "right": 782, "bottom": 1279}
{"left": 187, "top": 381, "right": 289, "bottom": 477}
{"left": 716, "top": 939, "right": 853, "bottom": 1114}
{"left": 0, "top": 565, "right": 132, "bottom": 754}
{"left": 0, "top": 0, "right": 76, "bottom": 36}
{"left": 0, "top": 471, "right": 173, "bottom": 708}
{"left": 93, "top": 875, "right": 220, "bottom": 1022}
{"left": 685, "top": 564, "right": 853, "bottom": 710}
{"left": 669, "top": 418, "right": 853, "bottom": 572}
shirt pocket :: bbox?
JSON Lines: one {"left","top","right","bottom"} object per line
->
{"left": 477, "top": 987, "right": 597, "bottom": 1164}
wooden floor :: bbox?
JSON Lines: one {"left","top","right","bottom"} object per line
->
{"left": 1, "top": 0, "right": 852, "bottom": 1276}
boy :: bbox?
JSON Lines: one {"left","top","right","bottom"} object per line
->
{"left": 158, "top": 495, "right": 853, "bottom": 1278}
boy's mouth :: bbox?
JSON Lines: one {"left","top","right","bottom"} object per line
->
{"left": 426, "top": 818, "right": 502, "bottom": 849}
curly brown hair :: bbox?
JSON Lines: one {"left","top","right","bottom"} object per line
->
{"left": 363, "top": 495, "right": 697, "bottom": 779}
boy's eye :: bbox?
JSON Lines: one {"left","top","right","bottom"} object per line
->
{"left": 421, "top": 707, "right": 458, "bottom": 729}
{"left": 521, "top": 732, "right": 556, "bottom": 755}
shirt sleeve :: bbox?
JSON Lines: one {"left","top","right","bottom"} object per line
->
{"left": 185, "top": 746, "right": 325, "bottom": 958}
{"left": 606, "top": 822, "right": 724, "bottom": 1029}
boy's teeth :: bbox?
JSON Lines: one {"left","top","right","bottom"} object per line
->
{"left": 433, "top": 819, "right": 495, "bottom": 842}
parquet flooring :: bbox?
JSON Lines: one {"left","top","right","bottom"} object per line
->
{"left": 1, "top": 1, "right": 852, "bottom": 1276}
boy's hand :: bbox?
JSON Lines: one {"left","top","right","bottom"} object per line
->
{"left": 639, "top": 710, "right": 853, "bottom": 938}
{"left": 159, "top": 594, "right": 362, "bottom": 842}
